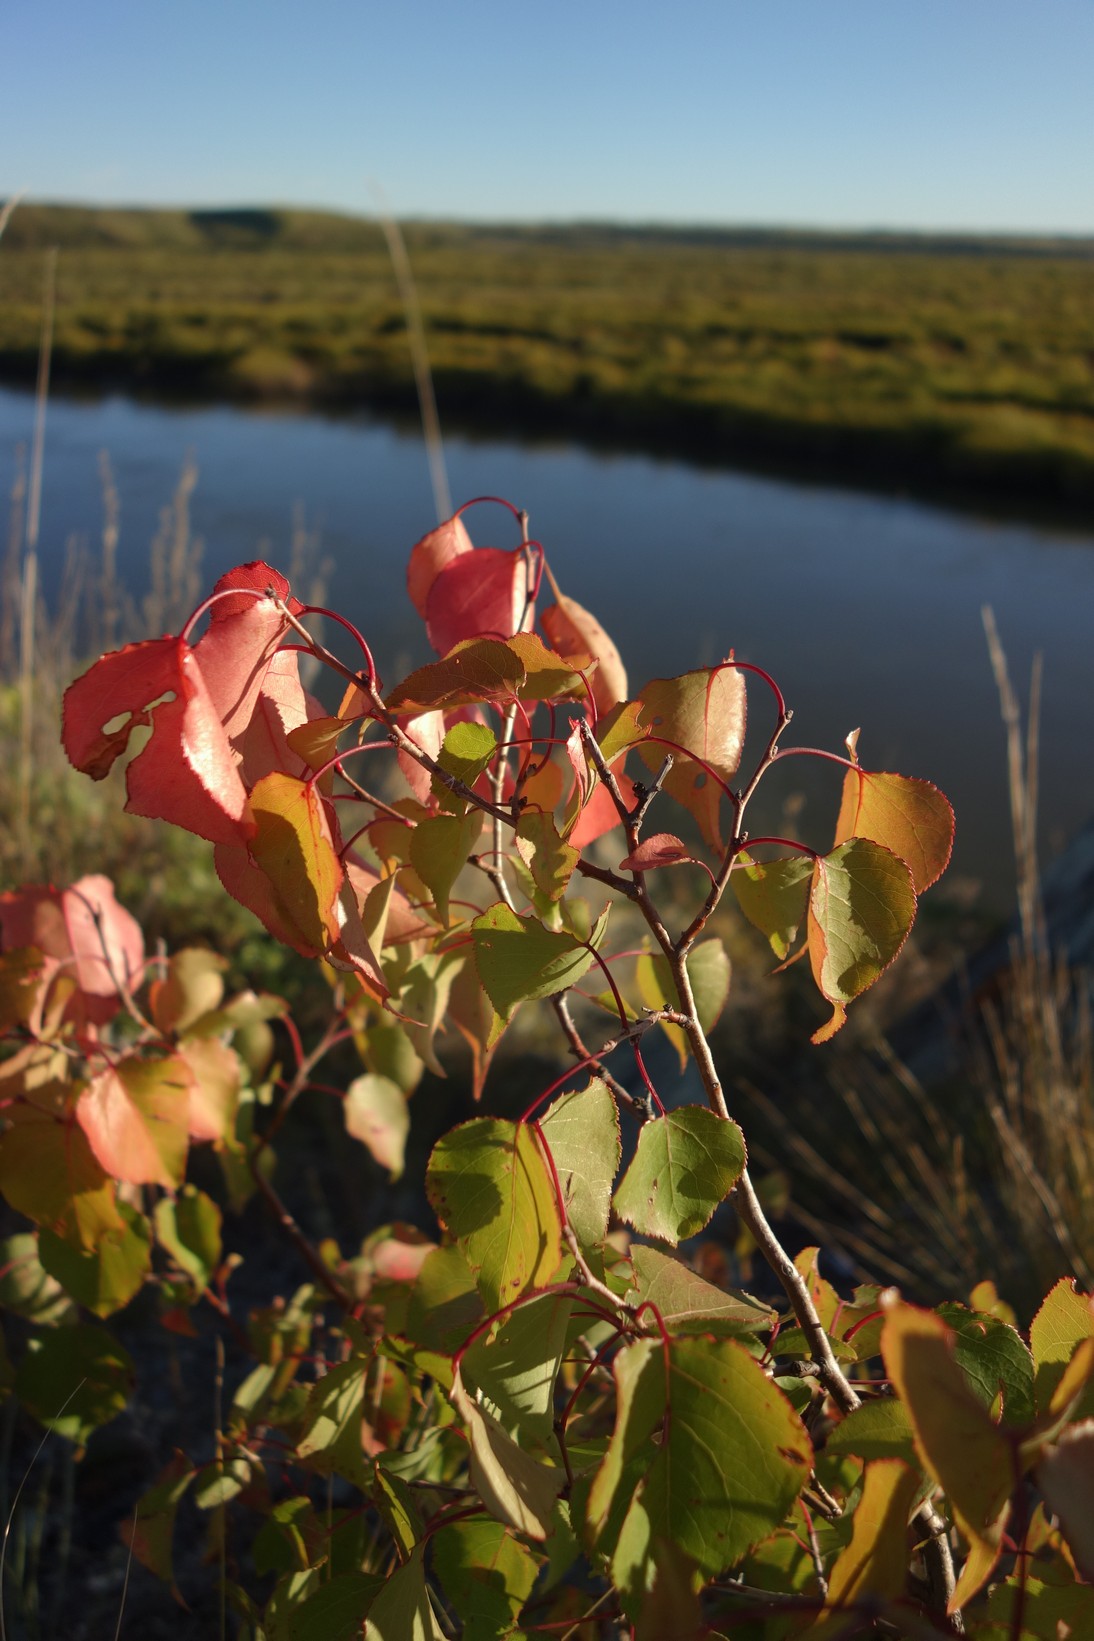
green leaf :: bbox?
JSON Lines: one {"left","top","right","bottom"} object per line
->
{"left": 588, "top": 1336, "right": 811, "bottom": 1591}
{"left": 363, "top": 1544, "right": 444, "bottom": 1639}
{"left": 291, "top": 1573, "right": 386, "bottom": 1641}
{"left": 635, "top": 941, "right": 731, "bottom": 1070}
{"left": 408, "top": 812, "right": 482, "bottom": 927}
{"left": 425, "top": 1119, "right": 563, "bottom": 1311}
{"left": 296, "top": 1359, "right": 370, "bottom": 1488}
{"left": 731, "top": 852, "right": 814, "bottom": 961}
{"left": 626, "top": 1244, "right": 774, "bottom": 1337}
{"left": 345, "top": 1075, "right": 410, "bottom": 1179}
{"left": 0, "top": 1234, "right": 75, "bottom": 1326}
{"left": 613, "top": 1105, "right": 745, "bottom": 1246}
{"left": 471, "top": 901, "right": 609, "bottom": 1020}
{"left": 15, "top": 1325, "right": 134, "bottom": 1444}
{"left": 403, "top": 1245, "right": 485, "bottom": 1355}
{"left": 636, "top": 666, "right": 746, "bottom": 848}
{"left": 435, "top": 720, "right": 497, "bottom": 810}
{"left": 807, "top": 838, "right": 917, "bottom": 1042}
{"left": 39, "top": 1202, "right": 151, "bottom": 1317}
{"left": 463, "top": 1291, "right": 574, "bottom": 1443}
{"left": 149, "top": 947, "right": 227, "bottom": 1035}
{"left": 825, "top": 1397, "right": 916, "bottom": 1462}
{"left": 537, "top": 1079, "right": 621, "bottom": 1249}
{"left": 373, "top": 1459, "right": 424, "bottom": 1558}
{"left": 119, "top": 1451, "right": 194, "bottom": 1591}
{"left": 936, "top": 1303, "right": 1035, "bottom": 1428}
{"left": 400, "top": 951, "right": 462, "bottom": 1077}
{"left": 834, "top": 767, "right": 954, "bottom": 894}
{"left": 0, "top": 1074, "right": 124, "bottom": 1250}
{"left": 385, "top": 640, "right": 525, "bottom": 715}
{"left": 1030, "top": 1278, "right": 1094, "bottom": 1413}
{"left": 514, "top": 810, "right": 579, "bottom": 905}
{"left": 153, "top": 1185, "right": 222, "bottom": 1296}
{"left": 451, "top": 1368, "right": 565, "bottom": 1539}
{"left": 431, "top": 1517, "right": 540, "bottom": 1640}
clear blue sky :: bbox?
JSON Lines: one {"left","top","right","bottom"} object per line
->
{"left": 4, "top": 0, "right": 1093, "bottom": 233}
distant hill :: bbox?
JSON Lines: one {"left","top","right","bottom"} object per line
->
{"left": 4, "top": 201, "right": 1093, "bottom": 261}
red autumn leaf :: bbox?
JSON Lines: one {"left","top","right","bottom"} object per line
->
{"left": 541, "top": 596, "right": 628, "bottom": 715}
{"left": 619, "top": 834, "right": 696, "bottom": 873}
{"left": 398, "top": 709, "right": 445, "bottom": 805}
{"left": 234, "top": 651, "right": 324, "bottom": 786}
{"left": 425, "top": 547, "right": 531, "bottom": 656}
{"left": 190, "top": 562, "right": 300, "bottom": 738}
{"left": 62, "top": 636, "right": 251, "bottom": 846}
{"left": 407, "top": 512, "right": 474, "bottom": 618}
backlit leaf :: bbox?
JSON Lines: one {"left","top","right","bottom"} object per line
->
{"left": 249, "top": 772, "right": 344, "bottom": 952}
{"left": 296, "top": 1358, "right": 370, "bottom": 1488}
{"left": 834, "top": 767, "right": 954, "bottom": 893}
{"left": 364, "top": 1544, "right": 445, "bottom": 1640}
{"left": 425, "top": 1118, "right": 563, "bottom": 1312}
{"left": 345, "top": 1075, "right": 409, "bottom": 1179}
{"left": 825, "top": 1397, "right": 916, "bottom": 1462}
{"left": 588, "top": 1336, "right": 811, "bottom": 1588}
{"left": 39, "top": 1202, "right": 151, "bottom": 1317}
{"left": 431, "top": 1517, "right": 540, "bottom": 1641}
{"left": 149, "top": 947, "right": 226, "bottom": 1036}
{"left": 0, "top": 1072, "right": 123, "bottom": 1248}
{"left": 62, "top": 636, "right": 252, "bottom": 845}
{"left": 537, "top": 1079, "right": 620, "bottom": 1248}
{"left": 515, "top": 811, "right": 579, "bottom": 905}
{"left": 471, "top": 902, "right": 609, "bottom": 1020}
{"left": 823, "top": 1458, "right": 920, "bottom": 1612}
{"left": 1030, "top": 1278, "right": 1094, "bottom": 1412}
{"left": 936, "top": 1302, "right": 1035, "bottom": 1428}
{"left": 154, "top": 1186, "right": 222, "bottom": 1295}
{"left": 76, "top": 1055, "right": 191, "bottom": 1188}
{"left": 636, "top": 666, "right": 746, "bottom": 848}
{"left": 731, "top": 852, "right": 814, "bottom": 961}
{"left": 386, "top": 640, "right": 525, "bottom": 715}
{"left": 881, "top": 1297, "right": 1012, "bottom": 1607}
{"left": 619, "top": 833, "right": 696, "bottom": 873}
{"left": 635, "top": 940, "right": 731, "bottom": 1071}
{"left": 178, "top": 1035, "right": 241, "bottom": 1144}
{"left": 426, "top": 546, "right": 531, "bottom": 655}
{"left": 613, "top": 1105, "right": 745, "bottom": 1246}
{"left": 434, "top": 720, "right": 497, "bottom": 810}
{"left": 409, "top": 811, "right": 482, "bottom": 927}
{"left": 625, "top": 1244, "right": 774, "bottom": 1337}
{"left": 407, "top": 512, "right": 474, "bottom": 618}
{"left": 462, "top": 1291, "right": 574, "bottom": 1443}
{"left": 541, "top": 595, "right": 628, "bottom": 715}
{"left": 508, "top": 631, "right": 590, "bottom": 702}
{"left": 807, "top": 839, "right": 917, "bottom": 1042}
{"left": 451, "top": 1367, "right": 564, "bottom": 1539}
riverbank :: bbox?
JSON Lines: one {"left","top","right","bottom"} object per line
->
{"left": 2, "top": 206, "right": 1093, "bottom": 521}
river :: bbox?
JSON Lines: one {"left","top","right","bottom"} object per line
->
{"left": 2, "top": 384, "right": 1092, "bottom": 909}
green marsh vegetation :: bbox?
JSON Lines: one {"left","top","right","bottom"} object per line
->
{"left": 2, "top": 204, "right": 1093, "bottom": 512}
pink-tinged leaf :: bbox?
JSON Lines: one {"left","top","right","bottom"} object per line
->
{"left": 0, "top": 1068, "right": 124, "bottom": 1248}
{"left": 63, "top": 637, "right": 252, "bottom": 846}
{"left": 345, "top": 1074, "right": 409, "bottom": 1178}
{"left": 425, "top": 547, "right": 531, "bottom": 656}
{"left": 567, "top": 769, "right": 637, "bottom": 849}
{"left": 619, "top": 834, "right": 695, "bottom": 873}
{"left": 248, "top": 773, "right": 344, "bottom": 953}
{"left": 636, "top": 667, "right": 746, "bottom": 850}
{"left": 344, "top": 859, "right": 430, "bottom": 946}
{"left": 177, "top": 1037, "right": 241, "bottom": 1144}
{"left": 190, "top": 562, "right": 299, "bottom": 738}
{"left": 0, "top": 877, "right": 144, "bottom": 1027}
{"left": 834, "top": 768, "right": 955, "bottom": 894}
{"left": 398, "top": 709, "right": 446, "bottom": 804}
{"left": 235, "top": 650, "right": 321, "bottom": 785}
{"left": 541, "top": 596, "right": 628, "bottom": 714}
{"left": 61, "top": 876, "right": 145, "bottom": 1010}
{"left": 807, "top": 839, "right": 917, "bottom": 1042}
{"left": 385, "top": 640, "right": 526, "bottom": 715}
{"left": 76, "top": 1056, "right": 191, "bottom": 1188}
{"left": 327, "top": 881, "right": 391, "bottom": 1005}
{"left": 407, "top": 513, "right": 474, "bottom": 619}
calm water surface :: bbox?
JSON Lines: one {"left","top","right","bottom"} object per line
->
{"left": 3, "top": 386, "right": 1092, "bottom": 907}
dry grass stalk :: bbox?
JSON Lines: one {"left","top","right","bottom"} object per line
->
{"left": 17, "top": 248, "right": 57, "bottom": 857}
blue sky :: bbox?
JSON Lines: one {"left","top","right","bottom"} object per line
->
{"left": 4, "top": 0, "right": 1093, "bottom": 232}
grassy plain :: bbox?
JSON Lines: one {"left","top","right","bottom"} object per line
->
{"left": 2, "top": 204, "right": 1093, "bottom": 511}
